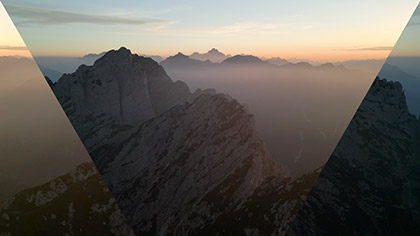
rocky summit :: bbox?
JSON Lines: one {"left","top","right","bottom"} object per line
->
{"left": 52, "top": 47, "right": 192, "bottom": 126}
{"left": 48, "top": 47, "right": 320, "bottom": 236}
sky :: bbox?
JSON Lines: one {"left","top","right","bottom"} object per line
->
{"left": 0, "top": 3, "right": 30, "bottom": 57}
{"left": 1, "top": 0, "right": 419, "bottom": 62}
{"left": 389, "top": 3, "right": 420, "bottom": 58}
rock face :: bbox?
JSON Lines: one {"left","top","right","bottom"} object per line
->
{"left": 0, "top": 162, "right": 135, "bottom": 236}
{"left": 53, "top": 47, "right": 192, "bottom": 126}
{"left": 287, "top": 78, "right": 420, "bottom": 236}
{"left": 49, "top": 47, "right": 312, "bottom": 235}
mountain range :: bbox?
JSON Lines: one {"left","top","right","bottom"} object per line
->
{"left": 46, "top": 47, "right": 323, "bottom": 235}
{"left": 161, "top": 51, "right": 348, "bottom": 70}
{"left": 37, "top": 48, "right": 385, "bottom": 83}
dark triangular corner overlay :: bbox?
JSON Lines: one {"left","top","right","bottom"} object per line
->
{"left": 286, "top": 3, "right": 420, "bottom": 236}
{"left": 0, "top": 4, "right": 135, "bottom": 236}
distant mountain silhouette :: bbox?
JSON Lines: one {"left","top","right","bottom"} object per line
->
{"left": 81, "top": 51, "right": 106, "bottom": 59}
{"left": 281, "top": 61, "right": 314, "bottom": 69}
{"left": 141, "top": 54, "right": 164, "bottom": 63}
{"left": 286, "top": 58, "right": 323, "bottom": 66}
{"left": 267, "top": 57, "right": 289, "bottom": 66}
{"left": 386, "top": 56, "right": 420, "bottom": 79}
{"left": 221, "top": 55, "right": 275, "bottom": 66}
{"left": 34, "top": 54, "right": 103, "bottom": 76}
{"left": 222, "top": 54, "right": 266, "bottom": 64}
{"left": 163, "top": 52, "right": 346, "bottom": 72}
{"left": 190, "top": 48, "right": 229, "bottom": 63}
{"left": 334, "top": 59, "right": 385, "bottom": 73}
{"left": 280, "top": 62, "right": 345, "bottom": 71}
{"left": 161, "top": 52, "right": 216, "bottom": 68}
{"left": 163, "top": 52, "right": 277, "bottom": 68}
{"left": 318, "top": 63, "right": 346, "bottom": 70}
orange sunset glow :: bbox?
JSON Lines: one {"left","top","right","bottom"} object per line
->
{"left": 0, "top": 3, "right": 30, "bottom": 57}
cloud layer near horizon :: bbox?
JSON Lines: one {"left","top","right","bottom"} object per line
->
{"left": 0, "top": 45, "right": 27, "bottom": 50}
{"left": 341, "top": 46, "right": 393, "bottom": 51}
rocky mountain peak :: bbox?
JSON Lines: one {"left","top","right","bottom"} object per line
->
{"left": 52, "top": 48, "right": 193, "bottom": 127}
{"left": 93, "top": 47, "right": 132, "bottom": 67}
{"left": 174, "top": 52, "right": 189, "bottom": 58}
{"left": 161, "top": 52, "right": 194, "bottom": 64}
{"left": 207, "top": 48, "right": 222, "bottom": 54}
{"left": 189, "top": 48, "right": 228, "bottom": 63}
